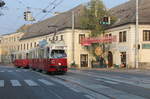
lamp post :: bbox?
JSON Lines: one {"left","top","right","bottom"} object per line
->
{"left": 135, "top": 0, "right": 139, "bottom": 69}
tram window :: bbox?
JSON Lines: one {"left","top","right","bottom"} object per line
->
{"left": 51, "top": 50, "right": 67, "bottom": 58}
{"left": 38, "top": 48, "right": 44, "bottom": 59}
{"left": 26, "top": 53, "right": 29, "bottom": 59}
{"left": 46, "top": 47, "right": 50, "bottom": 58}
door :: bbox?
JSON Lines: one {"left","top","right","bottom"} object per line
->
{"left": 120, "top": 52, "right": 126, "bottom": 68}
{"left": 80, "top": 54, "right": 88, "bottom": 67}
{"left": 108, "top": 51, "right": 113, "bottom": 67}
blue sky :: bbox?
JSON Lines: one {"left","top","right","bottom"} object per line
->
{"left": 0, "top": 0, "right": 128, "bottom": 35}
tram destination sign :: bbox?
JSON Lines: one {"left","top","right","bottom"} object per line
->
{"left": 39, "top": 40, "right": 48, "bottom": 47}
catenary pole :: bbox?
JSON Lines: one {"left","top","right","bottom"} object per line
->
{"left": 135, "top": 0, "right": 139, "bottom": 69}
{"left": 72, "top": 11, "right": 75, "bottom": 64}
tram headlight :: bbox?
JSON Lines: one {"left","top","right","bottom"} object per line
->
{"left": 58, "top": 63, "right": 62, "bottom": 66}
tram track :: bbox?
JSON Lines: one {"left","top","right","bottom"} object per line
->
{"left": 27, "top": 69, "right": 115, "bottom": 99}
{"left": 54, "top": 76, "right": 116, "bottom": 99}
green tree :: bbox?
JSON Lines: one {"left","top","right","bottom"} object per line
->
{"left": 80, "top": 0, "right": 116, "bottom": 60}
{"left": 80, "top": 0, "right": 116, "bottom": 36}
{"left": 80, "top": 0, "right": 107, "bottom": 37}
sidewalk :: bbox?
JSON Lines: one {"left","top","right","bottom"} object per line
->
{"left": 69, "top": 67, "right": 150, "bottom": 75}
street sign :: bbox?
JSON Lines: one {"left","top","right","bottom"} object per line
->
{"left": 142, "top": 44, "right": 150, "bottom": 49}
{"left": 81, "top": 36, "right": 117, "bottom": 46}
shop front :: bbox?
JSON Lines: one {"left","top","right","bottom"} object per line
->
{"left": 81, "top": 36, "right": 117, "bottom": 68}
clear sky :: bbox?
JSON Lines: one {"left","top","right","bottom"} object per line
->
{"left": 0, "top": 0, "right": 128, "bottom": 35}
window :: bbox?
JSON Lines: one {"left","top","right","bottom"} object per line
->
{"left": 123, "top": 31, "right": 126, "bottom": 42}
{"left": 55, "top": 36, "right": 58, "bottom": 41}
{"left": 30, "top": 43, "right": 32, "bottom": 48}
{"left": 24, "top": 44, "right": 26, "bottom": 50}
{"left": 18, "top": 46, "right": 20, "bottom": 51}
{"left": 60, "top": 35, "right": 64, "bottom": 41}
{"left": 143, "top": 30, "right": 150, "bottom": 41}
{"left": 49, "top": 38, "right": 51, "bottom": 41}
{"left": 21, "top": 44, "right": 22, "bottom": 50}
{"left": 79, "top": 34, "right": 85, "bottom": 44}
{"left": 119, "top": 31, "right": 126, "bottom": 42}
{"left": 34, "top": 42, "right": 36, "bottom": 47}
{"left": 27, "top": 43, "right": 29, "bottom": 50}
{"left": 14, "top": 37, "right": 16, "bottom": 42}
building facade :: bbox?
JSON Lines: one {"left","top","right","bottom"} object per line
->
{"left": 0, "top": 5, "right": 92, "bottom": 68}
{"left": 0, "top": 32, "right": 24, "bottom": 63}
{"left": 19, "top": 29, "right": 91, "bottom": 68}
{"left": 104, "top": 0, "right": 150, "bottom": 69}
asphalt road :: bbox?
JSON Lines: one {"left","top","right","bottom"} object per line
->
{"left": 0, "top": 66, "right": 150, "bottom": 99}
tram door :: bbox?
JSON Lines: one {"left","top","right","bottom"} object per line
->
{"left": 80, "top": 54, "right": 88, "bottom": 67}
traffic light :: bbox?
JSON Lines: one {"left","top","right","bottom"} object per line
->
{"left": 99, "top": 16, "right": 110, "bottom": 25}
{"left": 24, "top": 12, "right": 27, "bottom": 21}
{"left": 0, "top": 0, "right": 5, "bottom": 7}
{"left": 24, "top": 11, "right": 35, "bottom": 21}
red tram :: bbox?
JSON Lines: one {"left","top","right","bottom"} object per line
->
{"left": 13, "top": 42, "right": 67, "bottom": 74}
{"left": 13, "top": 51, "right": 29, "bottom": 68}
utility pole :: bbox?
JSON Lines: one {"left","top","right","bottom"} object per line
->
{"left": 72, "top": 11, "right": 75, "bottom": 64}
{"left": 135, "top": 0, "right": 139, "bottom": 69}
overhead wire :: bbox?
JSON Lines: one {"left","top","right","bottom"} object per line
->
{"left": 34, "top": 0, "right": 58, "bottom": 20}
{"left": 26, "top": 0, "right": 64, "bottom": 34}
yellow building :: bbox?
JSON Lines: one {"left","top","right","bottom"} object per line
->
{"left": 0, "top": 5, "right": 92, "bottom": 68}
{"left": 0, "top": 32, "right": 24, "bottom": 63}
{"left": 105, "top": 0, "right": 150, "bottom": 69}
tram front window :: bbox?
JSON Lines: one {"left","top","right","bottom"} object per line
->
{"left": 51, "top": 50, "right": 67, "bottom": 58}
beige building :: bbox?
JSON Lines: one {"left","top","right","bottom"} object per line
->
{"left": 105, "top": 0, "right": 150, "bottom": 69}
{"left": 0, "top": 5, "right": 92, "bottom": 68}
{"left": 0, "top": 32, "right": 24, "bottom": 63}
{"left": 2, "top": 0, "right": 150, "bottom": 69}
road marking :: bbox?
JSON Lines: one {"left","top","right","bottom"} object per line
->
{"left": 0, "top": 80, "right": 4, "bottom": 87}
{"left": 10, "top": 80, "right": 21, "bottom": 87}
{"left": 38, "top": 79, "right": 54, "bottom": 86}
{"left": 51, "top": 78, "right": 80, "bottom": 93}
{"left": 8, "top": 70, "right": 13, "bottom": 72}
{"left": 16, "top": 70, "right": 21, "bottom": 72}
{"left": 96, "top": 79, "right": 119, "bottom": 85}
{"left": 23, "top": 70, "right": 28, "bottom": 72}
{"left": 24, "top": 80, "right": 38, "bottom": 86}
{"left": 71, "top": 70, "right": 150, "bottom": 89}
{"left": 84, "top": 95, "right": 95, "bottom": 99}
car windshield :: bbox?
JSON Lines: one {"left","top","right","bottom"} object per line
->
{"left": 51, "top": 50, "right": 67, "bottom": 58}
